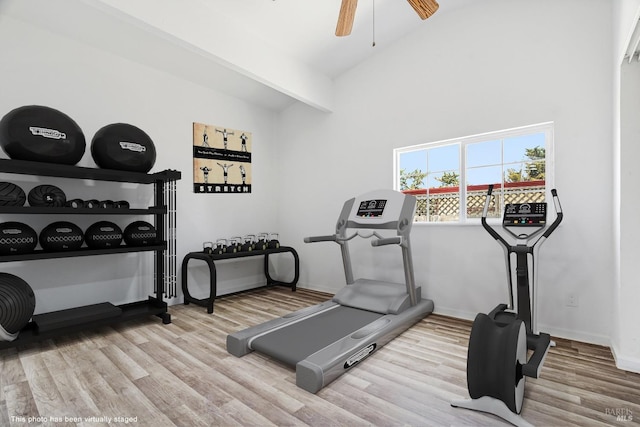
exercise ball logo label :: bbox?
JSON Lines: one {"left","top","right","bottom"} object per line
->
{"left": 56, "top": 227, "right": 72, "bottom": 233}
{"left": 119, "top": 141, "right": 146, "bottom": 153}
{"left": 28, "top": 127, "right": 67, "bottom": 140}
{"left": 3, "top": 229, "right": 21, "bottom": 235}
{"left": 344, "top": 343, "right": 376, "bottom": 369}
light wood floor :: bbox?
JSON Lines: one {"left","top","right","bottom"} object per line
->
{"left": 1, "top": 287, "right": 639, "bottom": 426}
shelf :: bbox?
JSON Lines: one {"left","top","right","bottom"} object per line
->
{"left": 0, "top": 243, "right": 166, "bottom": 262}
{"left": 0, "top": 298, "right": 169, "bottom": 349}
{"left": 202, "top": 246, "right": 299, "bottom": 260}
{"left": 0, "top": 206, "right": 167, "bottom": 215}
{"left": 0, "top": 158, "right": 181, "bottom": 183}
{"left": 0, "top": 158, "right": 180, "bottom": 349}
{"left": 33, "top": 302, "right": 123, "bottom": 333}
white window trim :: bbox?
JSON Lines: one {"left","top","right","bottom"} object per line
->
{"left": 393, "top": 122, "right": 554, "bottom": 224}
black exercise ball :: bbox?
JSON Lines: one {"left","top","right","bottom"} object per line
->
{"left": 0, "top": 182, "right": 26, "bottom": 206}
{"left": 0, "top": 273, "right": 35, "bottom": 341}
{"left": 0, "top": 222, "right": 37, "bottom": 255}
{"left": 91, "top": 123, "right": 156, "bottom": 173}
{"left": 85, "top": 221, "right": 123, "bottom": 249}
{"left": 28, "top": 184, "right": 66, "bottom": 207}
{"left": 39, "top": 221, "right": 84, "bottom": 251}
{"left": 0, "top": 105, "right": 86, "bottom": 165}
{"left": 123, "top": 221, "right": 157, "bottom": 246}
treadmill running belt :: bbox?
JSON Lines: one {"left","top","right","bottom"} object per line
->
{"left": 250, "top": 305, "right": 382, "bottom": 367}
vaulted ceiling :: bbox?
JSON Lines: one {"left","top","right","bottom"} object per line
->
{"left": 1, "top": 0, "right": 473, "bottom": 111}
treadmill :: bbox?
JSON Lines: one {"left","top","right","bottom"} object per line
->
{"left": 226, "top": 189, "right": 434, "bottom": 393}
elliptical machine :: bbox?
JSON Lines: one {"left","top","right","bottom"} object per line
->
{"left": 451, "top": 185, "right": 563, "bottom": 427}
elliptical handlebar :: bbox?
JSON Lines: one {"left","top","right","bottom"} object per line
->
{"left": 481, "top": 184, "right": 562, "bottom": 246}
{"left": 481, "top": 185, "right": 509, "bottom": 246}
{"left": 543, "top": 189, "right": 563, "bottom": 238}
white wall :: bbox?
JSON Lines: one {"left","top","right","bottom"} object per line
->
{"left": 613, "top": 0, "right": 640, "bottom": 372}
{"left": 0, "top": 15, "right": 281, "bottom": 313}
{"left": 3, "top": 0, "right": 634, "bottom": 369}
{"left": 278, "top": 0, "right": 614, "bottom": 345}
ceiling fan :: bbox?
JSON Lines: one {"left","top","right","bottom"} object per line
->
{"left": 336, "top": 0, "right": 439, "bottom": 36}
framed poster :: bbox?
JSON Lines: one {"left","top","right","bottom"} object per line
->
{"left": 193, "top": 123, "right": 252, "bottom": 194}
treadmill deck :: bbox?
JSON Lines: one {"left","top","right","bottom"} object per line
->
{"left": 250, "top": 305, "right": 382, "bottom": 366}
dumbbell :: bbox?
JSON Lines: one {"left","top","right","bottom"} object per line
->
{"left": 228, "top": 237, "right": 241, "bottom": 253}
{"left": 255, "top": 233, "right": 268, "bottom": 251}
{"left": 268, "top": 233, "right": 280, "bottom": 249}
{"left": 240, "top": 235, "right": 254, "bottom": 252}
{"left": 99, "top": 200, "right": 115, "bottom": 209}
{"left": 213, "top": 239, "right": 227, "bottom": 255}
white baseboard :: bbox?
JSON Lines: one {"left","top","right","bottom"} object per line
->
{"left": 539, "top": 323, "right": 611, "bottom": 347}
{"left": 431, "top": 306, "right": 476, "bottom": 322}
{"left": 297, "top": 282, "right": 339, "bottom": 295}
{"left": 420, "top": 306, "right": 613, "bottom": 348}
{"left": 611, "top": 343, "right": 640, "bottom": 374}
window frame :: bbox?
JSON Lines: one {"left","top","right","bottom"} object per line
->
{"left": 393, "top": 122, "right": 554, "bottom": 224}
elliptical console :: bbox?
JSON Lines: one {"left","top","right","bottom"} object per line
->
{"left": 451, "top": 185, "right": 563, "bottom": 427}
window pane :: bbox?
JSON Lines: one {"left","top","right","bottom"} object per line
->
{"left": 466, "top": 166, "right": 501, "bottom": 219}
{"left": 428, "top": 144, "right": 459, "bottom": 172}
{"left": 504, "top": 133, "right": 545, "bottom": 164}
{"left": 504, "top": 161, "right": 545, "bottom": 182}
{"left": 467, "top": 189, "right": 502, "bottom": 218}
{"left": 399, "top": 150, "right": 426, "bottom": 190}
{"left": 466, "top": 140, "right": 501, "bottom": 168}
{"left": 427, "top": 170, "right": 460, "bottom": 188}
{"left": 467, "top": 165, "right": 502, "bottom": 186}
{"left": 467, "top": 192, "right": 500, "bottom": 219}
{"left": 428, "top": 186, "right": 459, "bottom": 222}
{"left": 504, "top": 181, "right": 546, "bottom": 205}
{"left": 395, "top": 123, "right": 551, "bottom": 223}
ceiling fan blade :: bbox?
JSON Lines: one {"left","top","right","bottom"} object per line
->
{"left": 336, "top": 0, "right": 358, "bottom": 37}
{"left": 406, "top": 0, "right": 439, "bottom": 20}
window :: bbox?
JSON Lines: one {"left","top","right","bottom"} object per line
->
{"left": 394, "top": 123, "right": 553, "bottom": 223}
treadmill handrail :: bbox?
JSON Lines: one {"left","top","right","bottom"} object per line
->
{"left": 304, "top": 234, "right": 338, "bottom": 243}
{"left": 371, "top": 237, "right": 402, "bottom": 247}
{"left": 481, "top": 185, "right": 510, "bottom": 248}
{"left": 543, "top": 189, "right": 563, "bottom": 238}
{"left": 306, "top": 231, "right": 392, "bottom": 245}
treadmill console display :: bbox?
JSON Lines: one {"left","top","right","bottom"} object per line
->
{"left": 503, "top": 202, "right": 547, "bottom": 226}
{"left": 356, "top": 199, "right": 387, "bottom": 218}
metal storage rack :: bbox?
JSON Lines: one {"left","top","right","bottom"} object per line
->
{"left": 0, "top": 158, "right": 180, "bottom": 349}
{"left": 182, "top": 246, "right": 299, "bottom": 314}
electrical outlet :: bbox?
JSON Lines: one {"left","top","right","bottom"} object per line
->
{"left": 566, "top": 294, "right": 579, "bottom": 307}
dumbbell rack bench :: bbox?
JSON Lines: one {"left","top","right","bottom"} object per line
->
{"left": 182, "top": 246, "right": 299, "bottom": 314}
{"left": 0, "top": 158, "right": 180, "bottom": 350}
